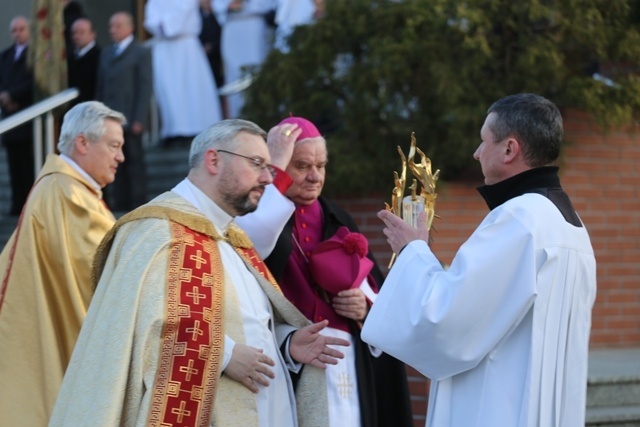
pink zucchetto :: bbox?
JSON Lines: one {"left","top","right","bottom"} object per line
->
{"left": 278, "top": 116, "right": 322, "bottom": 142}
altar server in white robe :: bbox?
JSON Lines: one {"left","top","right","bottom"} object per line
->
{"left": 144, "top": 0, "right": 222, "bottom": 140}
{"left": 273, "top": 0, "right": 322, "bottom": 52}
{"left": 213, "top": 0, "right": 276, "bottom": 118}
{"left": 49, "top": 119, "right": 349, "bottom": 427}
{"left": 362, "top": 93, "right": 597, "bottom": 427}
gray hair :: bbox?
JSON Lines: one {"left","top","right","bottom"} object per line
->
{"left": 188, "top": 119, "right": 267, "bottom": 169}
{"left": 487, "top": 93, "right": 563, "bottom": 167}
{"left": 57, "top": 101, "right": 126, "bottom": 155}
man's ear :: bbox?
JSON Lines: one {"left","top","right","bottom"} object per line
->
{"left": 504, "top": 138, "right": 521, "bottom": 163}
{"left": 204, "top": 149, "right": 219, "bottom": 175}
{"left": 73, "top": 134, "right": 89, "bottom": 155}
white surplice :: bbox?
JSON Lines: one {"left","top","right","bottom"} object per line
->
{"left": 362, "top": 193, "right": 597, "bottom": 427}
{"left": 273, "top": 0, "right": 317, "bottom": 52}
{"left": 144, "top": 0, "right": 222, "bottom": 138}
{"left": 213, "top": 0, "right": 276, "bottom": 118}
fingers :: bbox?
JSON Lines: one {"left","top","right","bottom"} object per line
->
{"left": 306, "top": 319, "right": 330, "bottom": 334}
{"left": 266, "top": 124, "right": 302, "bottom": 169}
{"left": 323, "top": 336, "right": 350, "bottom": 348}
{"left": 226, "top": 344, "right": 277, "bottom": 393}
{"left": 333, "top": 290, "right": 367, "bottom": 321}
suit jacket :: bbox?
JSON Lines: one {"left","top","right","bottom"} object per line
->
{"left": 67, "top": 44, "right": 101, "bottom": 106}
{"left": 0, "top": 44, "right": 33, "bottom": 143}
{"left": 96, "top": 40, "right": 152, "bottom": 129}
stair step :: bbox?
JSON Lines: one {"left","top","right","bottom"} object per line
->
{"left": 588, "top": 348, "right": 640, "bottom": 408}
{"left": 586, "top": 404, "right": 640, "bottom": 426}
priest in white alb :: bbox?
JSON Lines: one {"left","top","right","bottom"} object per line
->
{"left": 362, "top": 93, "right": 597, "bottom": 427}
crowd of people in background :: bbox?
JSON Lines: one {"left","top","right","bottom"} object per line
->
{"left": 0, "top": 0, "right": 326, "bottom": 216}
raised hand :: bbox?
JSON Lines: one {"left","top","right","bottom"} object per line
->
{"left": 265, "top": 123, "right": 301, "bottom": 170}
{"left": 378, "top": 209, "right": 430, "bottom": 254}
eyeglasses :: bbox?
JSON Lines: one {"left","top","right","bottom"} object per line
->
{"left": 217, "top": 149, "right": 275, "bottom": 177}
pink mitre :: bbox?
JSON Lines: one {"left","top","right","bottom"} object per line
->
{"left": 278, "top": 116, "right": 322, "bottom": 142}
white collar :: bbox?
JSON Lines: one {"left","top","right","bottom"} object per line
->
{"left": 75, "top": 40, "right": 96, "bottom": 58}
{"left": 59, "top": 153, "right": 102, "bottom": 196}
{"left": 116, "top": 35, "right": 133, "bottom": 52}
{"left": 172, "top": 178, "right": 234, "bottom": 234}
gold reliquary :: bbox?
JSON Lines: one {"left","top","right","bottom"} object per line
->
{"left": 386, "top": 132, "right": 440, "bottom": 267}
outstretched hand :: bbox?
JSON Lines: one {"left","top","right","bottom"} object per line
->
{"left": 224, "top": 343, "right": 276, "bottom": 393}
{"left": 378, "top": 209, "right": 430, "bottom": 254}
{"left": 290, "top": 320, "right": 350, "bottom": 369}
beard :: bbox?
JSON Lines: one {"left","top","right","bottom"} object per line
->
{"left": 221, "top": 185, "right": 264, "bottom": 216}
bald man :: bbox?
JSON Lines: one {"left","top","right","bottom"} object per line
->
{"left": 96, "top": 11, "right": 152, "bottom": 212}
{"left": 0, "top": 16, "right": 34, "bottom": 216}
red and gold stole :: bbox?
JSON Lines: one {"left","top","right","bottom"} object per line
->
{"left": 147, "top": 221, "right": 281, "bottom": 427}
{"left": 148, "top": 223, "right": 225, "bottom": 427}
{"left": 226, "top": 223, "right": 281, "bottom": 293}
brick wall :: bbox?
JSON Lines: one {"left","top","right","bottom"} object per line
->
{"left": 336, "top": 109, "right": 640, "bottom": 426}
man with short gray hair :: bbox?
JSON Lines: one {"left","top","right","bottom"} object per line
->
{"left": 0, "top": 101, "right": 125, "bottom": 426}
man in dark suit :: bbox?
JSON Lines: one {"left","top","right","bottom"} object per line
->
{"left": 67, "top": 18, "right": 100, "bottom": 107}
{"left": 96, "top": 11, "right": 152, "bottom": 212}
{"left": 0, "top": 16, "right": 35, "bottom": 216}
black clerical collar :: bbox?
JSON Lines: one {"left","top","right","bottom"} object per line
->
{"left": 477, "top": 166, "right": 561, "bottom": 210}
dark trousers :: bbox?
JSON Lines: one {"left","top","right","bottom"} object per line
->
{"left": 3, "top": 133, "right": 34, "bottom": 216}
{"left": 105, "top": 129, "right": 147, "bottom": 212}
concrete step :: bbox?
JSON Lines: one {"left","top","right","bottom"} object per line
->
{"left": 586, "top": 348, "right": 640, "bottom": 426}
{"left": 144, "top": 141, "right": 190, "bottom": 201}
{"left": 586, "top": 405, "right": 640, "bottom": 427}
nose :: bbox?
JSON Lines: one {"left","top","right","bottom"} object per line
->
{"left": 473, "top": 144, "right": 481, "bottom": 161}
{"left": 116, "top": 148, "right": 125, "bottom": 163}
{"left": 307, "top": 167, "right": 321, "bottom": 181}
{"left": 260, "top": 167, "right": 273, "bottom": 184}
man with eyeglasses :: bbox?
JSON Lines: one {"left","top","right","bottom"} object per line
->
{"left": 50, "top": 119, "right": 349, "bottom": 427}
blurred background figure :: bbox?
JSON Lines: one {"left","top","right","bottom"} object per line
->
{"left": 67, "top": 17, "right": 100, "bottom": 107}
{"left": 274, "top": 0, "right": 324, "bottom": 52}
{"left": 213, "top": 0, "right": 276, "bottom": 118}
{"left": 62, "top": 0, "right": 84, "bottom": 54}
{"left": 145, "top": 0, "right": 222, "bottom": 144}
{"left": 0, "top": 16, "right": 34, "bottom": 216}
{"left": 199, "top": 0, "right": 227, "bottom": 118}
{"left": 97, "top": 11, "right": 151, "bottom": 211}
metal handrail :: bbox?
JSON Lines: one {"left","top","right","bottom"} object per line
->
{"left": 0, "top": 88, "right": 79, "bottom": 177}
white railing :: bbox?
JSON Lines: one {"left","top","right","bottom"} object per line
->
{"left": 0, "top": 88, "right": 79, "bottom": 178}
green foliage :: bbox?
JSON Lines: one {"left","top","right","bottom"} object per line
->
{"left": 243, "top": 0, "right": 640, "bottom": 195}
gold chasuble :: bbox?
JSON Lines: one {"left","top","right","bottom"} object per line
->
{"left": 50, "top": 193, "right": 327, "bottom": 427}
{"left": 0, "top": 154, "right": 115, "bottom": 426}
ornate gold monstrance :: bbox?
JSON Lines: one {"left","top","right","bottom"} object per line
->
{"left": 385, "top": 132, "right": 440, "bottom": 268}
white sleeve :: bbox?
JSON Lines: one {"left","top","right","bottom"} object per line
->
{"left": 235, "top": 184, "right": 295, "bottom": 258}
{"left": 362, "top": 210, "right": 537, "bottom": 380}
